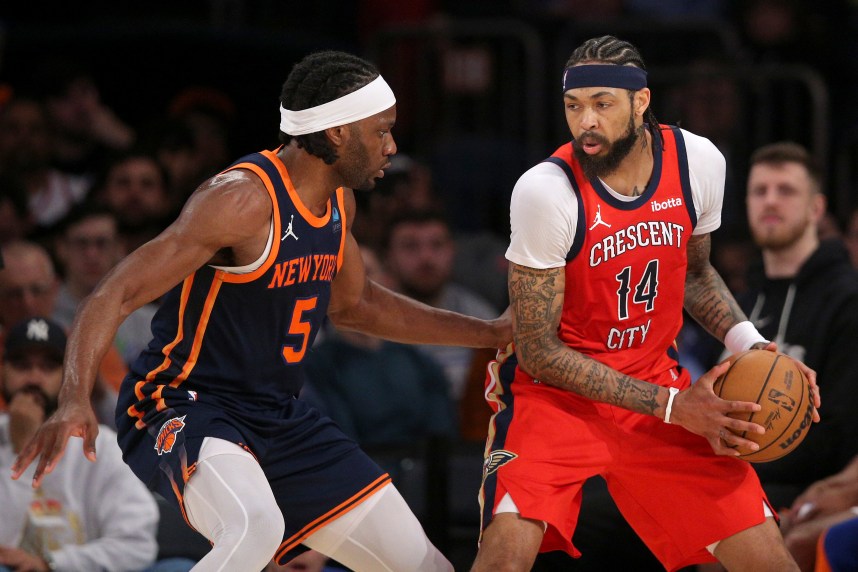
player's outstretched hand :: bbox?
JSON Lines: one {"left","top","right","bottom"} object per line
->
{"left": 669, "top": 361, "right": 766, "bottom": 456}
{"left": 10, "top": 398, "right": 99, "bottom": 488}
{"left": 752, "top": 340, "right": 820, "bottom": 421}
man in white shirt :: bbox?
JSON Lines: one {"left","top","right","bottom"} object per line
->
{"left": 0, "top": 316, "right": 158, "bottom": 571}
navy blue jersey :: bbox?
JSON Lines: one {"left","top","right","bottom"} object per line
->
{"left": 115, "top": 150, "right": 387, "bottom": 564}
{"left": 125, "top": 148, "right": 346, "bottom": 425}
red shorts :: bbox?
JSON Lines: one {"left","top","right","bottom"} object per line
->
{"left": 481, "top": 351, "right": 773, "bottom": 571}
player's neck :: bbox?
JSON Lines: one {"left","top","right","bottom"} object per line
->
{"left": 278, "top": 145, "right": 341, "bottom": 216}
{"left": 599, "top": 129, "right": 653, "bottom": 198}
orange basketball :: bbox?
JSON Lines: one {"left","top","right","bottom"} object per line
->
{"left": 712, "top": 349, "right": 813, "bottom": 463}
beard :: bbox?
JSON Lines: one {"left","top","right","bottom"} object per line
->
{"left": 339, "top": 130, "right": 376, "bottom": 191}
{"left": 2, "top": 385, "right": 58, "bottom": 417}
{"left": 750, "top": 217, "right": 809, "bottom": 251}
{"left": 573, "top": 116, "right": 640, "bottom": 181}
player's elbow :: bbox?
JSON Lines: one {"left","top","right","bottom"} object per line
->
{"left": 327, "top": 292, "right": 368, "bottom": 331}
{"left": 513, "top": 334, "right": 556, "bottom": 379}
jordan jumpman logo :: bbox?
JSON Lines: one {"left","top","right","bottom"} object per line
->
{"left": 589, "top": 204, "right": 611, "bottom": 230}
{"left": 281, "top": 215, "right": 299, "bottom": 241}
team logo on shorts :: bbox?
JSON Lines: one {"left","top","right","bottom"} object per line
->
{"left": 483, "top": 450, "right": 518, "bottom": 476}
{"left": 154, "top": 415, "right": 187, "bottom": 456}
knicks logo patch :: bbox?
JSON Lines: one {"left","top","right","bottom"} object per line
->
{"left": 154, "top": 415, "right": 187, "bottom": 456}
{"left": 483, "top": 450, "right": 518, "bottom": 476}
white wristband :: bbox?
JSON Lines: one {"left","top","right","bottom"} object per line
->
{"left": 724, "top": 321, "right": 768, "bottom": 355}
{"left": 664, "top": 387, "right": 680, "bottom": 424}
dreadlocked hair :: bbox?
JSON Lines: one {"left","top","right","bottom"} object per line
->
{"left": 565, "top": 35, "right": 663, "bottom": 146}
{"left": 279, "top": 51, "right": 380, "bottom": 164}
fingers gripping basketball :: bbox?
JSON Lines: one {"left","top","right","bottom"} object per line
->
{"left": 713, "top": 350, "right": 813, "bottom": 462}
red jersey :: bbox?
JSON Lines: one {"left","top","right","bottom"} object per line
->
{"left": 546, "top": 126, "right": 696, "bottom": 382}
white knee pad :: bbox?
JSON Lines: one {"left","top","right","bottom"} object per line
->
{"left": 304, "top": 483, "right": 452, "bottom": 572}
{"left": 184, "top": 438, "right": 285, "bottom": 572}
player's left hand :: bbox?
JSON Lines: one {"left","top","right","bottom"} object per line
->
{"left": 751, "top": 341, "right": 820, "bottom": 422}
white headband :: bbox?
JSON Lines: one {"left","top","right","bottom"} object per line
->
{"left": 279, "top": 75, "right": 396, "bottom": 136}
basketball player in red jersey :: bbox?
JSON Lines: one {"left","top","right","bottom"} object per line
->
{"left": 11, "top": 51, "right": 510, "bottom": 571}
{"left": 472, "top": 36, "right": 820, "bottom": 572}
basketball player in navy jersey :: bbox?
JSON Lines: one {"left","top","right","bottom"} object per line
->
{"left": 471, "top": 36, "right": 820, "bottom": 571}
{"left": 12, "top": 51, "right": 510, "bottom": 572}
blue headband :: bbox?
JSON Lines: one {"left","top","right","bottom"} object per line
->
{"left": 563, "top": 65, "right": 647, "bottom": 92}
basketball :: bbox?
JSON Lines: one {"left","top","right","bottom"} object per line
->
{"left": 713, "top": 349, "right": 813, "bottom": 463}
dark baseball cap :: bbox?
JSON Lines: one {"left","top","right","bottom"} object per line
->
{"left": 4, "top": 317, "right": 67, "bottom": 361}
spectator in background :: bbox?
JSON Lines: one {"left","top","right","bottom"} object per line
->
{"left": 34, "top": 59, "right": 135, "bottom": 178}
{"left": 94, "top": 149, "right": 172, "bottom": 254}
{"left": 0, "top": 241, "right": 59, "bottom": 340}
{"left": 350, "top": 153, "right": 440, "bottom": 252}
{"left": 52, "top": 202, "right": 158, "bottom": 369}
{"left": 0, "top": 175, "right": 33, "bottom": 246}
{"left": 145, "top": 119, "right": 199, "bottom": 216}
{"left": 0, "top": 240, "right": 121, "bottom": 422}
{"left": 302, "top": 245, "right": 458, "bottom": 447}
{"left": 697, "top": 142, "right": 858, "bottom": 572}
{"left": 776, "top": 454, "right": 858, "bottom": 570}
{"left": 166, "top": 87, "right": 234, "bottom": 186}
{"left": 383, "top": 209, "right": 498, "bottom": 404}
{"left": 0, "top": 316, "right": 158, "bottom": 572}
{"left": 143, "top": 87, "right": 236, "bottom": 216}
{"left": 727, "top": 142, "right": 858, "bottom": 513}
{"left": 0, "top": 97, "right": 90, "bottom": 229}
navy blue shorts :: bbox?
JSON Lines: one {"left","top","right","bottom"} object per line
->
{"left": 116, "top": 380, "right": 389, "bottom": 563}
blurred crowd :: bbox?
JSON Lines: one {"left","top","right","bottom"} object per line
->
{"left": 2, "top": 1, "right": 858, "bottom": 571}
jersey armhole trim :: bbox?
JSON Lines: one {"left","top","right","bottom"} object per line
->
{"left": 219, "top": 161, "right": 282, "bottom": 284}
{"left": 669, "top": 127, "right": 698, "bottom": 230}
{"left": 544, "top": 156, "right": 586, "bottom": 262}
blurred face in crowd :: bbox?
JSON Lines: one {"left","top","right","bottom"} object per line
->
{"left": 0, "top": 244, "right": 58, "bottom": 328}
{"left": 1, "top": 347, "right": 62, "bottom": 414}
{"left": 56, "top": 214, "right": 124, "bottom": 295}
{"left": 45, "top": 76, "right": 102, "bottom": 138}
{"left": 386, "top": 220, "right": 454, "bottom": 302}
{"left": 746, "top": 161, "right": 823, "bottom": 251}
{"left": 102, "top": 156, "right": 170, "bottom": 226}
{"left": 0, "top": 99, "right": 52, "bottom": 173}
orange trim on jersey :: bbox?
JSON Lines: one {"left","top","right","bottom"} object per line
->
{"left": 144, "top": 274, "right": 196, "bottom": 382}
{"left": 169, "top": 450, "right": 198, "bottom": 530}
{"left": 274, "top": 474, "right": 392, "bottom": 562}
{"left": 128, "top": 380, "right": 147, "bottom": 429}
{"left": 220, "top": 161, "right": 282, "bottom": 284}
{"left": 169, "top": 273, "right": 224, "bottom": 388}
{"left": 335, "top": 188, "right": 347, "bottom": 272}
{"left": 263, "top": 149, "right": 333, "bottom": 228}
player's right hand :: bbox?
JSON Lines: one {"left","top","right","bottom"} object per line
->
{"left": 669, "top": 361, "right": 766, "bottom": 456}
{"left": 10, "top": 398, "right": 99, "bottom": 488}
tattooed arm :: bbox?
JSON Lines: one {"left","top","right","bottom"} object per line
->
{"left": 510, "top": 261, "right": 765, "bottom": 453}
{"left": 509, "top": 262, "right": 666, "bottom": 417}
{"left": 683, "top": 233, "right": 748, "bottom": 342}
{"left": 683, "top": 232, "right": 821, "bottom": 417}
